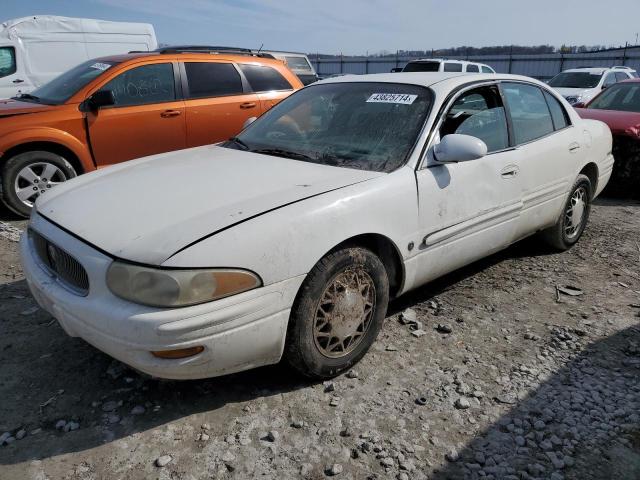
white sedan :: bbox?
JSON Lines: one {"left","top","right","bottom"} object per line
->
{"left": 20, "top": 72, "right": 613, "bottom": 380}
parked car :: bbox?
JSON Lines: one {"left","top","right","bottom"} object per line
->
{"left": 0, "top": 15, "right": 157, "bottom": 99}
{"left": 262, "top": 50, "right": 318, "bottom": 85}
{"left": 575, "top": 78, "right": 640, "bottom": 198}
{"left": 20, "top": 72, "right": 612, "bottom": 380}
{"left": 0, "top": 46, "right": 302, "bottom": 216}
{"left": 392, "top": 58, "right": 495, "bottom": 74}
{"left": 548, "top": 66, "right": 637, "bottom": 106}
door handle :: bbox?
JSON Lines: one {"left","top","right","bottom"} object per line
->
{"left": 568, "top": 142, "right": 581, "bottom": 153}
{"left": 12, "top": 79, "right": 24, "bottom": 84}
{"left": 240, "top": 102, "right": 257, "bottom": 109}
{"left": 160, "top": 110, "right": 181, "bottom": 118}
{"left": 500, "top": 165, "right": 519, "bottom": 178}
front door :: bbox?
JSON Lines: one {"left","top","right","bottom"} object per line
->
{"left": 87, "top": 62, "right": 186, "bottom": 167}
{"left": 413, "top": 84, "right": 523, "bottom": 287}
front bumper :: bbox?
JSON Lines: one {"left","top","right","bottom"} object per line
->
{"left": 20, "top": 214, "right": 304, "bottom": 380}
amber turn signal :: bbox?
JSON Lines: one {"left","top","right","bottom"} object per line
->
{"left": 151, "top": 346, "right": 204, "bottom": 359}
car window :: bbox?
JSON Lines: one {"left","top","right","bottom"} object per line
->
{"left": 615, "top": 72, "right": 629, "bottom": 82}
{"left": 481, "top": 66, "right": 494, "bottom": 73}
{"left": 502, "top": 82, "right": 554, "bottom": 144}
{"left": 402, "top": 61, "right": 440, "bottom": 72}
{"left": 588, "top": 82, "right": 640, "bottom": 112}
{"left": 0, "top": 47, "right": 16, "bottom": 79}
{"left": 603, "top": 73, "right": 617, "bottom": 87}
{"left": 238, "top": 64, "right": 292, "bottom": 92}
{"left": 543, "top": 91, "right": 570, "bottom": 130}
{"left": 440, "top": 86, "right": 509, "bottom": 152}
{"left": 184, "top": 62, "right": 243, "bottom": 98}
{"left": 284, "top": 56, "right": 312, "bottom": 71}
{"left": 548, "top": 72, "right": 602, "bottom": 88}
{"left": 99, "top": 63, "right": 175, "bottom": 107}
{"left": 444, "top": 63, "right": 463, "bottom": 72}
{"left": 466, "top": 64, "right": 479, "bottom": 73}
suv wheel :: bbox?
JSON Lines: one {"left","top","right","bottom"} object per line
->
{"left": 1, "top": 151, "right": 77, "bottom": 217}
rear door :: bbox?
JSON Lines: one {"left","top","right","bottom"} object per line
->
{"left": 500, "top": 82, "right": 579, "bottom": 238}
{"left": 181, "top": 61, "right": 260, "bottom": 147}
{"left": 87, "top": 61, "right": 186, "bottom": 166}
{"left": 237, "top": 63, "right": 297, "bottom": 113}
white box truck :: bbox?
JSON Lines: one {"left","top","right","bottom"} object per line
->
{"left": 0, "top": 15, "right": 157, "bottom": 99}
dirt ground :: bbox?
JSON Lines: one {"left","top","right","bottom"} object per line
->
{"left": 0, "top": 197, "right": 639, "bottom": 480}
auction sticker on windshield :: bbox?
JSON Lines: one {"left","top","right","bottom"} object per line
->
{"left": 90, "top": 62, "right": 111, "bottom": 71}
{"left": 367, "top": 93, "right": 417, "bottom": 104}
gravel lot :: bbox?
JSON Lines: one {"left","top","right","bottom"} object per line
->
{"left": 1, "top": 198, "right": 639, "bottom": 480}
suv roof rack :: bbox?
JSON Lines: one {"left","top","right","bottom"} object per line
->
{"left": 128, "top": 45, "right": 276, "bottom": 57}
{"left": 612, "top": 65, "right": 634, "bottom": 70}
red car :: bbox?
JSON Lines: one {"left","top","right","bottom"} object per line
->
{"left": 575, "top": 79, "right": 640, "bottom": 198}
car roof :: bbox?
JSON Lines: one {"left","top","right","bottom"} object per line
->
{"left": 315, "top": 72, "right": 540, "bottom": 91}
{"left": 563, "top": 66, "right": 636, "bottom": 74}
{"left": 409, "top": 58, "right": 485, "bottom": 65}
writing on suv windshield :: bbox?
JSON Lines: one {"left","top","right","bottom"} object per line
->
{"left": 18, "top": 59, "right": 117, "bottom": 105}
{"left": 548, "top": 72, "right": 602, "bottom": 89}
{"left": 224, "top": 82, "right": 432, "bottom": 173}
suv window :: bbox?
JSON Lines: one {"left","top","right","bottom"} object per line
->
{"left": 466, "top": 64, "right": 479, "bottom": 73}
{"left": 543, "top": 91, "right": 570, "bottom": 130}
{"left": 615, "top": 72, "right": 629, "bottom": 82}
{"left": 101, "top": 63, "right": 175, "bottom": 107}
{"left": 0, "top": 47, "right": 16, "bottom": 79}
{"left": 603, "top": 73, "right": 617, "bottom": 88}
{"left": 440, "top": 86, "right": 509, "bottom": 152}
{"left": 502, "top": 82, "right": 554, "bottom": 144}
{"left": 238, "top": 64, "right": 292, "bottom": 92}
{"left": 403, "top": 61, "right": 439, "bottom": 72}
{"left": 481, "top": 66, "right": 494, "bottom": 73}
{"left": 185, "top": 62, "right": 243, "bottom": 98}
{"left": 444, "top": 62, "right": 463, "bottom": 72}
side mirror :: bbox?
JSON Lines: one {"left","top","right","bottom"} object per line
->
{"left": 85, "top": 90, "right": 115, "bottom": 111}
{"left": 434, "top": 134, "right": 487, "bottom": 163}
{"left": 242, "top": 116, "right": 257, "bottom": 130}
{"left": 390, "top": 67, "right": 403, "bottom": 73}
{"left": 573, "top": 101, "right": 586, "bottom": 108}
{"left": 601, "top": 84, "right": 608, "bottom": 90}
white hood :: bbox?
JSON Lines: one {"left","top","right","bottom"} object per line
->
{"left": 36, "top": 145, "right": 382, "bottom": 264}
{"left": 554, "top": 87, "right": 598, "bottom": 100}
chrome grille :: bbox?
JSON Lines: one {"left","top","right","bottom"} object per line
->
{"left": 30, "top": 230, "right": 89, "bottom": 296}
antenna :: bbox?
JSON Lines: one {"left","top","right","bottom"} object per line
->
{"left": 257, "top": 43, "right": 264, "bottom": 55}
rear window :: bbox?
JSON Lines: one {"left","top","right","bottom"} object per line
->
{"left": 284, "top": 56, "right": 312, "bottom": 71}
{"left": 184, "top": 62, "right": 243, "bottom": 98}
{"left": 444, "top": 63, "right": 463, "bottom": 72}
{"left": 402, "top": 61, "right": 439, "bottom": 73}
{"left": 238, "top": 64, "right": 292, "bottom": 92}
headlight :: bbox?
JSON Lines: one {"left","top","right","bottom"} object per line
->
{"left": 106, "top": 261, "right": 261, "bottom": 308}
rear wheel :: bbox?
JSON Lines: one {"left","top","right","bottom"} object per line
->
{"left": 540, "top": 174, "right": 592, "bottom": 251}
{"left": 1, "top": 151, "right": 77, "bottom": 217}
{"left": 284, "top": 247, "right": 389, "bottom": 379}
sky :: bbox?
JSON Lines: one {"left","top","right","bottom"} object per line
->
{"left": 3, "top": 0, "right": 640, "bottom": 55}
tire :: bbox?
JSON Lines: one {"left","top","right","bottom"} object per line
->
{"left": 1, "top": 151, "right": 77, "bottom": 217}
{"left": 540, "top": 174, "right": 592, "bottom": 251}
{"left": 284, "top": 247, "right": 390, "bottom": 379}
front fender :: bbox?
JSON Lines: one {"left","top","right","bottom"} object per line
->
{"left": 163, "top": 167, "right": 419, "bottom": 288}
{"left": 0, "top": 127, "right": 94, "bottom": 172}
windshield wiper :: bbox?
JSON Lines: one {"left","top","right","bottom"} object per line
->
{"left": 227, "top": 137, "right": 249, "bottom": 150}
{"left": 13, "top": 93, "right": 40, "bottom": 103}
{"left": 251, "top": 148, "right": 315, "bottom": 162}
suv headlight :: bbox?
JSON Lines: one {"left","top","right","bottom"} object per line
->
{"left": 106, "top": 261, "right": 261, "bottom": 308}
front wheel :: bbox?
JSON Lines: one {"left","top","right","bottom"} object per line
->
{"left": 1, "top": 151, "right": 77, "bottom": 217}
{"left": 284, "top": 247, "right": 389, "bottom": 379}
{"left": 540, "top": 174, "right": 592, "bottom": 251}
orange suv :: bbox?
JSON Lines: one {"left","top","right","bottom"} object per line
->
{"left": 0, "top": 46, "right": 303, "bottom": 216}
